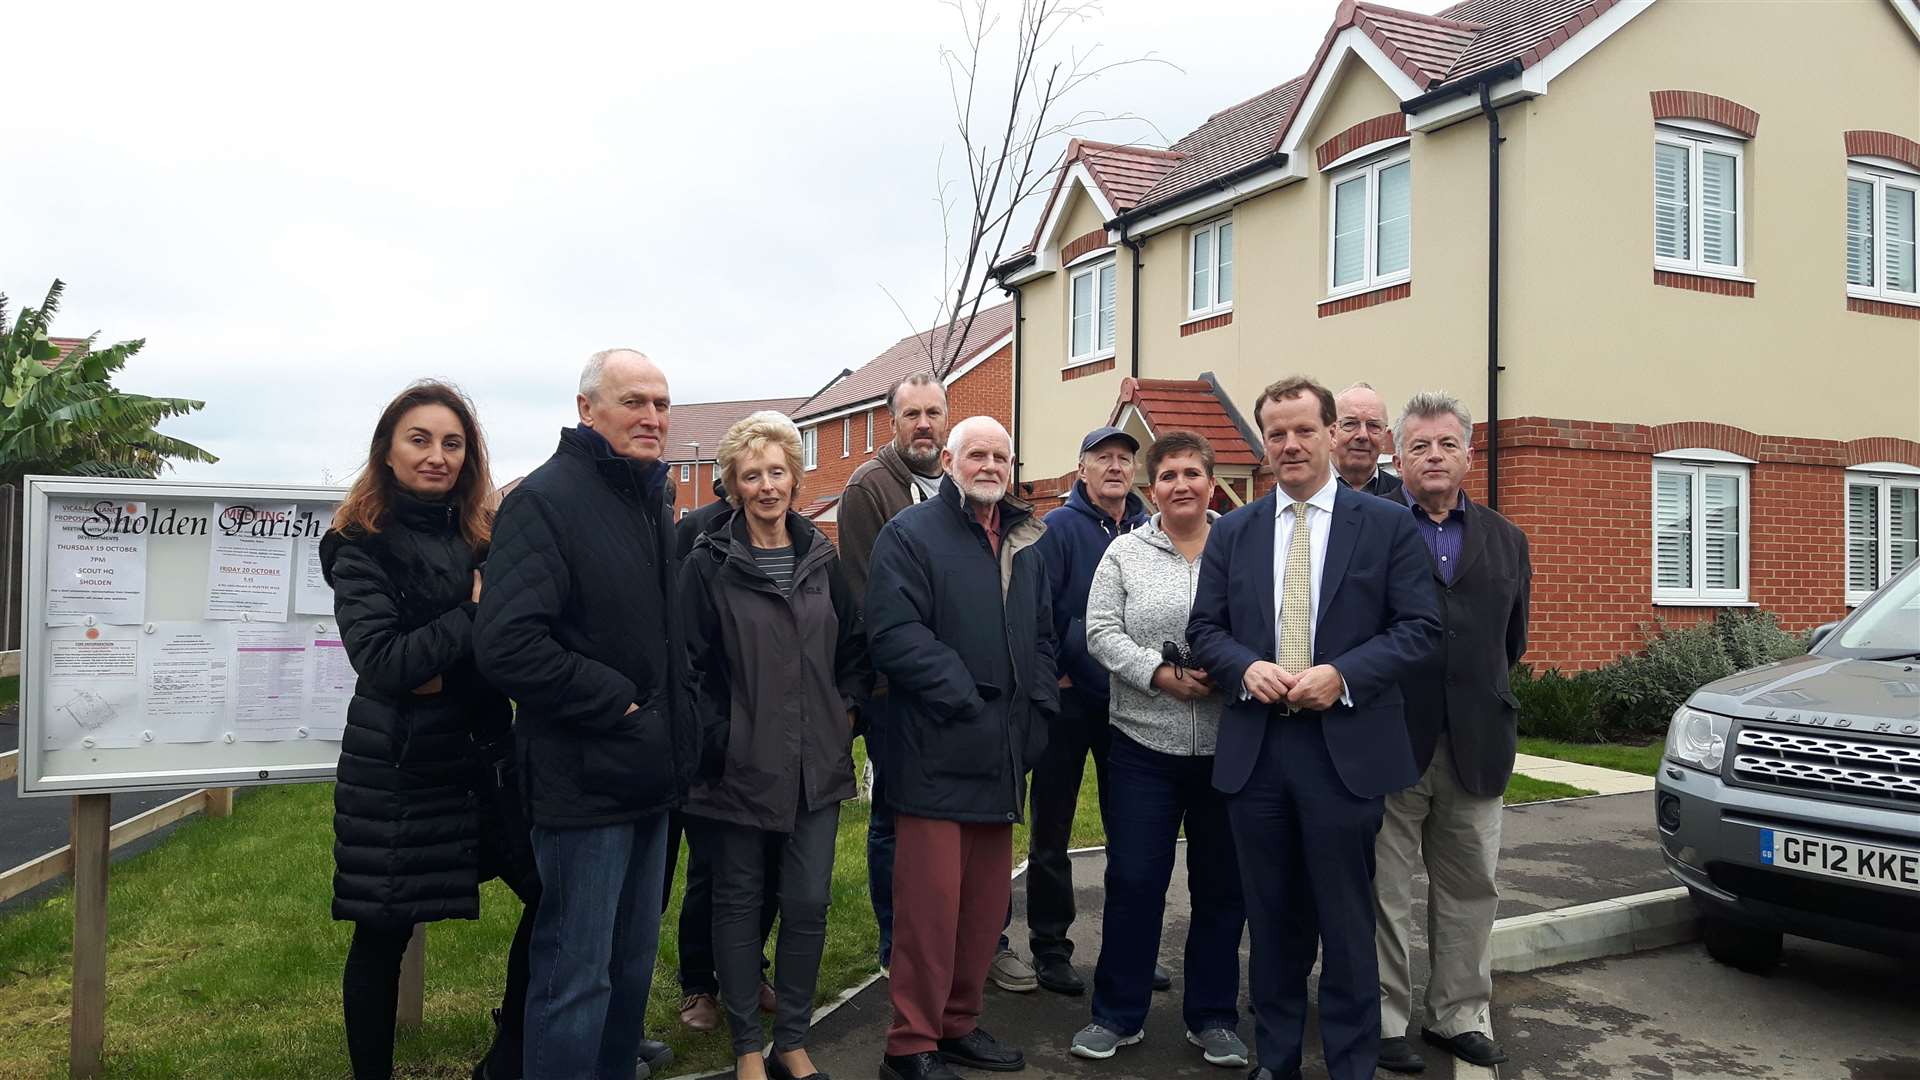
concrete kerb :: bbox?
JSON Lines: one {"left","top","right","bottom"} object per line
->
{"left": 660, "top": 851, "right": 1697, "bottom": 1080}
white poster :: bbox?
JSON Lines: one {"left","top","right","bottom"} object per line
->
{"left": 302, "top": 623, "right": 354, "bottom": 739}
{"left": 42, "top": 624, "right": 144, "bottom": 750}
{"left": 205, "top": 502, "right": 296, "bottom": 622}
{"left": 231, "top": 624, "right": 306, "bottom": 740}
{"left": 294, "top": 535, "right": 335, "bottom": 617}
{"left": 139, "top": 622, "right": 233, "bottom": 744}
{"left": 45, "top": 498, "right": 149, "bottom": 626}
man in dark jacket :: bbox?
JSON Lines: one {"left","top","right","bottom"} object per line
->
{"left": 1023, "top": 425, "right": 1148, "bottom": 995}
{"left": 1373, "top": 392, "right": 1530, "bottom": 1075}
{"left": 866, "top": 416, "right": 1058, "bottom": 1080}
{"left": 837, "top": 372, "right": 951, "bottom": 974}
{"left": 1334, "top": 382, "right": 1405, "bottom": 500}
{"left": 475, "top": 348, "right": 696, "bottom": 1080}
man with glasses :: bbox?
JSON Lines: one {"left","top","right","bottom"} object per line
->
{"left": 1333, "top": 382, "right": 1403, "bottom": 500}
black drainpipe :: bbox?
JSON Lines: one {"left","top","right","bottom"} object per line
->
{"left": 1123, "top": 225, "right": 1144, "bottom": 378}
{"left": 1009, "top": 284, "right": 1025, "bottom": 490}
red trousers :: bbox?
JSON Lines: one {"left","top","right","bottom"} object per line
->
{"left": 884, "top": 815, "right": 1013, "bottom": 1055}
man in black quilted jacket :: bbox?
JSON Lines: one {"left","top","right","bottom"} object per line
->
{"left": 475, "top": 347, "right": 697, "bottom": 1080}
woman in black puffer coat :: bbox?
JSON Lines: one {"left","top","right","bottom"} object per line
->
{"left": 322, "top": 380, "right": 535, "bottom": 1080}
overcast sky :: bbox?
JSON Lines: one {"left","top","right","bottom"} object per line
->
{"left": 2, "top": 0, "right": 1446, "bottom": 486}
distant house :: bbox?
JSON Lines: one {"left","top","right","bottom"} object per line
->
{"left": 664, "top": 396, "right": 813, "bottom": 520}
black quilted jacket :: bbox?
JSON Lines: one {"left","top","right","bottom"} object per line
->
{"left": 321, "top": 492, "right": 512, "bottom": 927}
{"left": 474, "top": 426, "right": 698, "bottom": 828}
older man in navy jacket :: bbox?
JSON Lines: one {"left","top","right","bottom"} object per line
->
{"left": 1187, "top": 376, "right": 1440, "bottom": 1080}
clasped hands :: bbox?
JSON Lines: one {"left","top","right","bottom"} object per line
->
{"left": 1242, "top": 660, "right": 1344, "bottom": 711}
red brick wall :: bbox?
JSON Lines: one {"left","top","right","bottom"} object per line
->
{"left": 669, "top": 460, "right": 722, "bottom": 523}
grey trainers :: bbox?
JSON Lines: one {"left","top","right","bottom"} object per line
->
{"left": 1187, "top": 1027, "right": 1249, "bottom": 1067}
{"left": 988, "top": 948, "right": 1038, "bottom": 992}
{"left": 1070, "top": 1023, "right": 1144, "bottom": 1060}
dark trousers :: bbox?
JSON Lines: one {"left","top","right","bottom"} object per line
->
{"left": 678, "top": 816, "right": 778, "bottom": 995}
{"left": 865, "top": 720, "right": 897, "bottom": 968}
{"left": 343, "top": 876, "right": 538, "bottom": 1080}
{"left": 1025, "top": 690, "right": 1111, "bottom": 961}
{"left": 1091, "top": 731, "right": 1245, "bottom": 1038}
{"left": 1228, "top": 711, "right": 1386, "bottom": 1080}
{"left": 706, "top": 805, "right": 842, "bottom": 1056}
{"left": 886, "top": 815, "right": 1012, "bottom": 1056}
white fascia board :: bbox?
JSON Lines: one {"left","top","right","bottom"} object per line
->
{"left": 1000, "top": 262, "right": 1050, "bottom": 286}
{"left": 1405, "top": 0, "right": 1656, "bottom": 132}
{"left": 796, "top": 398, "right": 884, "bottom": 426}
{"left": 1893, "top": 0, "right": 1920, "bottom": 40}
{"left": 1033, "top": 164, "right": 1119, "bottom": 274}
{"left": 944, "top": 332, "right": 1015, "bottom": 384}
{"left": 1277, "top": 27, "right": 1425, "bottom": 159}
{"left": 1126, "top": 160, "right": 1303, "bottom": 240}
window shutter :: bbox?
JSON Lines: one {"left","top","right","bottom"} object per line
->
{"left": 1098, "top": 262, "right": 1117, "bottom": 351}
{"left": 1848, "top": 178, "right": 1876, "bottom": 287}
{"left": 1654, "top": 469, "right": 1694, "bottom": 591}
{"left": 1886, "top": 184, "right": 1917, "bottom": 294}
{"left": 1700, "top": 150, "right": 1738, "bottom": 267}
{"left": 1217, "top": 222, "right": 1234, "bottom": 303}
{"left": 1848, "top": 482, "right": 1880, "bottom": 593}
{"left": 1191, "top": 228, "right": 1212, "bottom": 312}
{"left": 1654, "top": 142, "right": 1690, "bottom": 260}
{"left": 1701, "top": 472, "right": 1742, "bottom": 590}
{"left": 1070, "top": 271, "right": 1093, "bottom": 357}
{"left": 1375, "top": 160, "right": 1411, "bottom": 275}
{"left": 1892, "top": 484, "right": 1919, "bottom": 578}
{"left": 1333, "top": 176, "right": 1367, "bottom": 287}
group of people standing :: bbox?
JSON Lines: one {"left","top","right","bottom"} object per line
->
{"left": 321, "top": 347, "right": 1531, "bottom": 1080}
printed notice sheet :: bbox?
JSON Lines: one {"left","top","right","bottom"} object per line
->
{"left": 205, "top": 502, "right": 296, "bottom": 621}
{"left": 139, "top": 622, "right": 233, "bottom": 744}
{"left": 302, "top": 625, "right": 353, "bottom": 739}
{"left": 232, "top": 624, "right": 306, "bottom": 739}
{"left": 294, "top": 533, "right": 334, "bottom": 617}
{"left": 43, "top": 624, "right": 144, "bottom": 750}
{"left": 46, "top": 498, "right": 149, "bottom": 625}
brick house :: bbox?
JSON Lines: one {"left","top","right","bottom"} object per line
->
{"left": 663, "top": 396, "right": 811, "bottom": 522}
{"left": 791, "top": 303, "right": 1014, "bottom": 542}
{"left": 992, "top": 0, "right": 1920, "bottom": 669}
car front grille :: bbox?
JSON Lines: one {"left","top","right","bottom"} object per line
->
{"left": 1731, "top": 727, "right": 1920, "bottom": 807}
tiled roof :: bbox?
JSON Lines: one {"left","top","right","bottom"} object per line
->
{"left": 1110, "top": 378, "right": 1261, "bottom": 468}
{"left": 43, "top": 336, "right": 87, "bottom": 369}
{"left": 799, "top": 494, "right": 840, "bottom": 520}
{"left": 1353, "top": 2, "right": 1486, "bottom": 84}
{"left": 1436, "top": 0, "right": 1616, "bottom": 82}
{"left": 793, "top": 301, "right": 1014, "bottom": 422}
{"left": 1133, "top": 78, "right": 1306, "bottom": 211}
{"left": 665, "top": 396, "right": 811, "bottom": 462}
{"left": 1075, "top": 139, "right": 1187, "bottom": 211}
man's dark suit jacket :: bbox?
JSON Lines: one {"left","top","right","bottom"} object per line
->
{"left": 1403, "top": 496, "right": 1532, "bottom": 798}
{"left": 1186, "top": 481, "right": 1442, "bottom": 799}
{"left": 1352, "top": 468, "right": 1405, "bottom": 500}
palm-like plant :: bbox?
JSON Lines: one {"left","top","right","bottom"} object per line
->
{"left": 0, "top": 280, "right": 218, "bottom": 486}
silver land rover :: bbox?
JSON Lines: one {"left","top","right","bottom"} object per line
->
{"left": 1656, "top": 562, "right": 1920, "bottom": 971}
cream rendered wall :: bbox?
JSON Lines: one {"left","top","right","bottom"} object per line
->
{"left": 1499, "top": 0, "right": 1920, "bottom": 439}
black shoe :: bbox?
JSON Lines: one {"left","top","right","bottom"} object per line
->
{"left": 1378, "top": 1036, "right": 1427, "bottom": 1073}
{"left": 1421, "top": 1029, "right": 1508, "bottom": 1067}
{"left": 635, "top": 1038, "right": 675, "bottom": 1079}
{"left": 472, "top": 1008, "right": 523, "bottom": 1080}
{"left": 1151, "top": 962, "right": 1172, "bottom": 992}
{"left": 766, "top": 1048, "right": 830, "bottom": 1080}
{"left": 937, "top": 1027, "right": 1026, "bottom": 1071}
{"left": 1033, "top": 955, "right": 1085, "bottom": 996}
{"left": 880, "top": 1051, "right": 961, "bottom": 1080}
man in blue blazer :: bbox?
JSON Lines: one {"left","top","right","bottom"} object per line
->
{"left": 1187, "top": 376, "right": 1441, "bottom": 1080}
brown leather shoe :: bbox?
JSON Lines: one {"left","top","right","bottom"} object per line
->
{"left": 759, "top": 979, "right": 778, "bottom": 1014}
{"left": 679, "top": 992, "right": 720, "bottom": 1032}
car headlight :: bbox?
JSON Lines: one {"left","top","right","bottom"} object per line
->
{"left": 1665, "top": 706, "right": 1730, "bottom": 773}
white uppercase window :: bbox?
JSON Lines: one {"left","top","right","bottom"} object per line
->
{"left": 679, "top": 463, "right": 690, "bottom": 482}
{"left": 1653, "top": 458, "right": 1750, "bottom": 603}
{"left": 1069, "top": 257, "right": 1117, "bottom": 364}
{"left": 1654, "top": 127, "right": 1744, "bottom": 275}
{"left": 803, "top": 426, "right": 818, "bottom": 470}
{"left": 1327, "top": 152, "right": 1410, "bottom": 296}
{"left": 843, "top": 418, "right": 851, "bottom": 458}
{"left": 866, "top": 411, "right": 874, "bottom": 452}
{"left": 1189, "top": 217, "right": 1234, "bottom": 317}
{"left": 1847, "top": 162, "right": 1919, "bottom": 303}
{"left": 1847, "top": 470, "right": 1920, "bottom": 603}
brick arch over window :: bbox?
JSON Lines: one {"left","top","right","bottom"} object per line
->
{"left": 1650, "top": 90, "right": 1759, "bottom": 138}
{"left": 1650, "top": 422, "right": 1762, "bottom": 459}
{"left": 1844, "top": 437, "right": 1920, "bottom": 469}
{"left": 1315, "top": 113, "right": 1408, "bottom": 172}
{"left": 1844, "top": 130, "right": 1920, "bottom": 172}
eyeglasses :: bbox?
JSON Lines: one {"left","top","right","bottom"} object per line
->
{"left": 1336, "top": 418, "right": 1388, "bottom": 435}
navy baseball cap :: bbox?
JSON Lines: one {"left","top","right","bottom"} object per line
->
{"left": 1080, "top": 426, "right": 1140, "bottom": 454}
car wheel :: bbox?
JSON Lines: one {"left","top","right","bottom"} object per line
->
{"left": 1702, "top": 915, "right": 1783, "bottom": 973}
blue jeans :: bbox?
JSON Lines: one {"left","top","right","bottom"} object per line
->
{"left": 865, "top": 725, "right": 896, "bottom": 968}
{"left": 524, "top": 813, "right": 670, "bottom": 1080}
{"left": 1091, "top": 731, "right": 1245, "bottom": 1038}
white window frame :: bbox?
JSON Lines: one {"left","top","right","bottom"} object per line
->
{"left": 803, "top": 427, "right": 818, "bottom": 470}
{"left": 842, "top": 417, "right": 851, "bottom": 458}
{"left": 1067, "top": 256, "right": 1118, "bottom": 367}
{"left": 1845, "top": 467, "right": 1920, "bottom": 605}
{"left": 1845, "top": 160, "right": 1920, "bottom": 306}
{"left": 1187, "top": 216, "right": 1234, "bottom": 318}
{"left": 1325, "top": 149, "right": 1412, "bottom": 299}
{"left": 1652, "top": 456, "right": 1752, "bottom": 605}
{"left": 1653, "top": 126, "right": 1747, "bottom": 279}
{"left": 679, "top": 463, "right": 690, "bottom": 482}
{"left": 865, "top": 411, "right": 874, "bottom": 452}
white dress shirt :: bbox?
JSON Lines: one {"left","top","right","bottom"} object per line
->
{"left": 1269, "top": 470, "right": 1351, "bottom": 706}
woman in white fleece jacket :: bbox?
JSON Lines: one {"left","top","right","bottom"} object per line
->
{"left": 1069, "top": 432, "right": 1249, "bottom": 1069}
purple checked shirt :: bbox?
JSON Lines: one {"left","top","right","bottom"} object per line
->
{"left": 1403, "top": 487, "right": 1468, "bottom": 584}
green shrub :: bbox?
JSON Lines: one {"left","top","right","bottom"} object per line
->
{"left": 1510, "top": 664, "right": 1605, "bottom": 742}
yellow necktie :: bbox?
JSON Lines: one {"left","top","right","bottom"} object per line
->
{"left": 1279, "top": 501, "right": 1314, "bottom": 673}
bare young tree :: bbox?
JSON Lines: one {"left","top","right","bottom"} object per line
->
{"left": 892, "top": 0, "right": 1166, "bottom": 377}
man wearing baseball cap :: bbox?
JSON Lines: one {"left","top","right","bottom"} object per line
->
{"left": 1014, "top": 425, "right": 1150, "bottom": 995}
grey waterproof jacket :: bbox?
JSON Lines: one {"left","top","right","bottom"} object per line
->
{"left": 1085, "top": 512, "right": 1224, "bottom": 756}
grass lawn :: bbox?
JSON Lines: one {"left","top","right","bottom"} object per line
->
{"left": 1, "top": 674, "right": 19, "bottom": 711}
{"left": 1517, "top": 736, "right": 1665, "bottom": 777}
{"left": 1503, "top": 774, "right": 1595, "bottom": 804}
{"left": 0, "top": 743, "right": 1103, "bottom": 1079}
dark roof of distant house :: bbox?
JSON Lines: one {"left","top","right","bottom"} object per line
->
{"left": 665, "top": 397, "right": 811, "bottom": 462}
{"left": 792, "top": 301, "right": 1014, "bottom": 423}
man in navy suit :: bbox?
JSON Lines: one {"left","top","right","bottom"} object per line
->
{"left": 1187, "top": 375, "right": 1440, "bottom": 1080}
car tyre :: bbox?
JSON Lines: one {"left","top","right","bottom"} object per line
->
{"left": 1702, "top": 915, "right": 1783, "bottom": 973}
